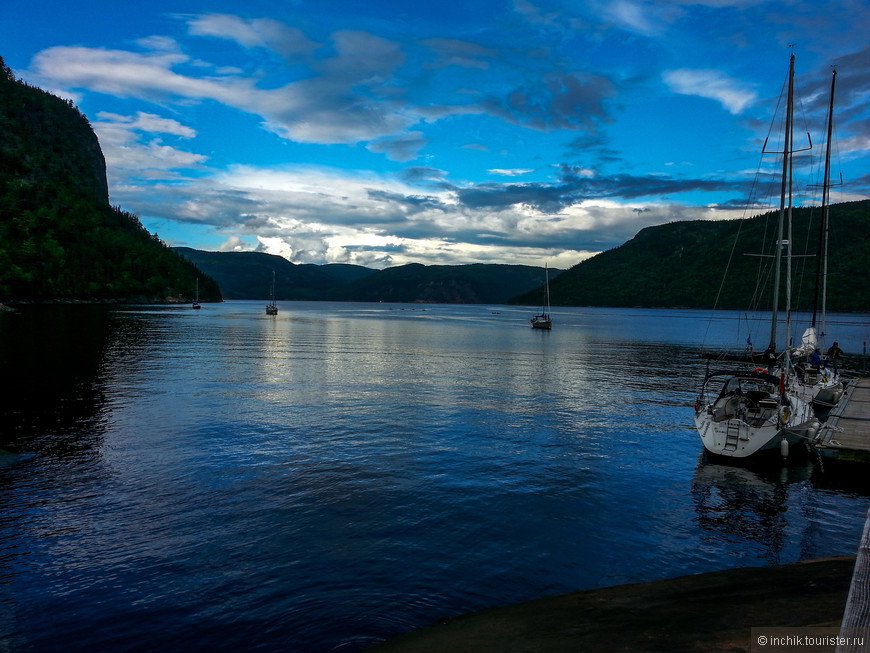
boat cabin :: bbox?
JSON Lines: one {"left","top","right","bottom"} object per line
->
{"left": 708, "top": 373, "right": 781, "bottom": 426}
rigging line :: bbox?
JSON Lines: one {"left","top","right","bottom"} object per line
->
{"left": 701, "top": 56, "right": 797, "bottom": 352}
{"left": 702, "top": 157, "right": 768, "bottom": 348}
{"left": 709, "top": 68, "right": 784, "bottom": 315}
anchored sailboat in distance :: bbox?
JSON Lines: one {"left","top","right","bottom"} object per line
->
{"left": 530, "top": 263, "right": 552, "bottom": 329}
{"left": 192, "top": 278, "right": 201, "bottom": 309}
{"left": 266, "top": 270, "right": 278, "bottom": 315}
{"left": 693, "top": 53, "right": 820, "bottom": 460}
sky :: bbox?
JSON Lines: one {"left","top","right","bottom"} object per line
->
{"left": 2, "top": 0, "right": 869, "bottom": 269}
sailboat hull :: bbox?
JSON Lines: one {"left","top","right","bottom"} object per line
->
{"left": 694, "top": 370, "right": 819, "bottom": 459}
{"left": 694, "top": 411, "right": 816, "bottom": 459}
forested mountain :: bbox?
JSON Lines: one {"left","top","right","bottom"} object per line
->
{"left": 336, "top": 263, "right": 555, "bottom": 304}
{"left": 173, "top": 247, "right": 557, "bottom": 304}
{"left": 514, "top": 200, "right": 870, "bottom": 312}
{"left": 0, "top": 57, "right": 220, "bottom": 303}
{"left": 172, "top": 248, "right": 373, "bottom": 300}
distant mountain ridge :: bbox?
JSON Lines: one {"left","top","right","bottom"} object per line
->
{"left": 173, "top": 247, "right": 558, "bottom": 304}
{"left": 171, "top": 248, "right": 372, "bottom": 300}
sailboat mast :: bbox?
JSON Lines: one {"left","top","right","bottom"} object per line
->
{"left": 811, "top": 69, "right": 836, "bottom": 332}
{"left": 769, "top": 53, "right": 795, "bottom": 352}
{"left": 544, "top": 263, "right": 550, "bottom": 314}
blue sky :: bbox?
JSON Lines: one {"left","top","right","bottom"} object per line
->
{"left": 3, "top": 0, "right": 869, "bottom": 269}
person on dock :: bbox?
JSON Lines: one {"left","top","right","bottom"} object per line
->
{"left": 827, "top": 342, "right": 844, "bottom": 360}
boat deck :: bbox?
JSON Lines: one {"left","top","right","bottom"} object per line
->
{"left": 816, "top": 377, "right": 870, "bottom": 464}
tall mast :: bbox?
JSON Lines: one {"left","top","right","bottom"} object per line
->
{"left": 811, "top": 69, "right": 837, "bottom": 333}
{"left": 544, "top": 263, "right": 550, "bottom": 314}
{"left": 769, "top": 53, "right": 794, "bottom": 352}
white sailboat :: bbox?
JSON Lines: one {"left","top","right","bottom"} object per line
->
{"left": 693, "top": 54, "right": 820, "bottom": 460}
{"left": 530, "top": 263, "right": 552, "bottom": 330}
{"left": 790, "top": 69, "right": 843, "bottom": 409}
{"left": 266, "top": 270, "right": 278, "bottom": 315}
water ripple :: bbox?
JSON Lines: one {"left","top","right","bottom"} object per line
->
{"left": 0, "top": 302, "right": 867, "bottom": 652}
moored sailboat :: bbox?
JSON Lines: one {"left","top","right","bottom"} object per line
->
{"left": 530, "top": 263, "right": 552, "bottom": 330}
{"left": 693, "top": 54, "right": 820, "bottom": 460}
{"left": 266, "top": 270, "right": 278, "bottom": 315}
{"left": 790, "top": 69, "right": 843, "bottom": 409}
{"left": 192, "top": 278, "right": 201, "bottom": 309}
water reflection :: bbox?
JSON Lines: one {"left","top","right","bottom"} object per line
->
{"left": 690, "top": 454, "right": 857, "bottom": 566}
{"left": 0, "top": 306, "right": 117, "bottom": 455}
{"left": 0, "top": 302, "right": 867, "bottom": 653}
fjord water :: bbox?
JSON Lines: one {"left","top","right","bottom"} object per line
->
{"left": 1, "top": 302, "right": 868, "bottom": 651}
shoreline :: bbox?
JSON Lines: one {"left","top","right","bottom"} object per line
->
{"left": 366, "top": 556, "right": 855, "bottom": 653}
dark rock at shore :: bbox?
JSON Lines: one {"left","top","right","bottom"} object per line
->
{"left": 368, "top": 556, "right": 855, "bottom": 652}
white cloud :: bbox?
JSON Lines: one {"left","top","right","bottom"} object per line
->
{"left": 135, "top": 35, "right": 182, "bottom": 53}
{"left": 662, "top": 68, "right": 756, "bottom": 114}
{"left": 98, "top": 111, "right": 197, "bottom": 138}
{"left": 838, "top": 133, "right": 870, "bottom": 157}
{"left": 28, "top": 29, "right": 420, "bottom": 148}
{"left": 605, "top": 0, "right": 660, "bottom": 35}
{"left": 217, "top": 235, "right": 250, "bottom": 252}
{"left": 186, "top": 13, "right": 320, "bottom": 60}
{"left": 30, "top": 46, "right": 252, "bottom": 104}
{"left": 125, "top": 160, "right": 717, "bottom": 268}
{"left": 488, "top": 168, "right": 534, "bottom": 176}
{"left": 93, "top": 111, "right": 206, "bottom": 185}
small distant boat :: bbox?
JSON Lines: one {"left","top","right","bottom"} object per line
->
{"left": 266, "top": 271, "right": 278, "bottom": 315}
{"left": 193, "top": 278, "right": 201, "bottom": 309}
{"left": 530, "top": 263, "right": 552, "bottom": 330}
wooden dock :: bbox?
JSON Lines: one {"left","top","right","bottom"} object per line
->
{"left": 815, "top": 377, "right": 870, "bottom": 464}
{"left": 838, "top": 508, "right": 870, "bottom": 653}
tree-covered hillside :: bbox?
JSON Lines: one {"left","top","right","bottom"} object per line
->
{"left": 173, "top": 248, "right": 374, "bottom": 300}
{"left": 513, "top": 200, "right": 870, "bottom": 312}
{"left": 338, "top": 263, "right": 556, "bottom": 304}
{"left": 0, "top": 57, "right": 220, "bottom": 303}
{"left": 174, "top": 247, "right": 557, "bottom": 304}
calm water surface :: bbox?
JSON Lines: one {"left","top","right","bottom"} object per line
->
{"left": 1, "top": 301, "right": 868, "bottom": 651}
